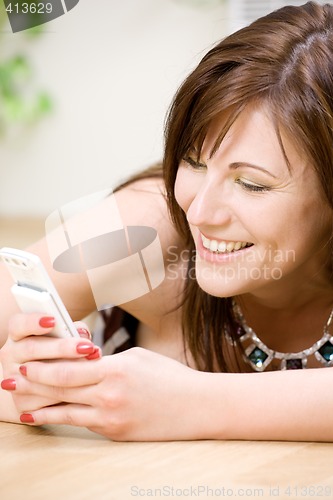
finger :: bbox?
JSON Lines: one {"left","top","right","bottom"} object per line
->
{"left": 15, "top": 394, "right": 60, "bottom": 413}
{"left": 8, "top": 334, "right": 101, "bottom": 365}
{"left": 20, "top": 404, "right": 97, "bottom": 428}
{"left": 74, "top": 321, "right": 92, "bottom": 340}
{"left": 21, "top": 357, "right": 105, "bottom": 387}
{"left": 8, "top": 313, "right": 58, "bottom": 341}
{"left": 1, "top": 377, "right": 65, "bottom": 411}
{"left": 6, "top": 374, "right": 95, "bottom": 406}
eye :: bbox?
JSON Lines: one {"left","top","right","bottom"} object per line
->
{"left": 235, "top": 178, "right": 270, "bottom": 193}
{"left": 182, "top": 156, "right": 207, "bottom": 171}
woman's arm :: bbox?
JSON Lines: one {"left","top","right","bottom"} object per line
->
{"left": 4, "top": 339, "right": 332, "bottom": 442}
{"left": 207, "top": 367, "right": 333, "bottom": 442}
{"left": 1, "top": 297, "right": 331, "bottom": 441}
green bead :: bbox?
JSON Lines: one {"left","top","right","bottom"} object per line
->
{"left": 249, "top": 347, "right": 268, "bottom": 368}
{"left": 318, "top": 341, "right": 333, "bottom": 362}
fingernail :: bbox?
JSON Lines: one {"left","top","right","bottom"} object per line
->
{"left": 86, "top": 347, "right": 102, "bottom": 360}
{"left": 76, "top": 342, "right": 95, "bottom": 355}
{"left": 39, "top": 316, "right": 56, "bottom": 328}
{"left": 20, "top": 414, "right": 35, "bottom": 424}
{"left": 19, "top": 365, "right": 27, "bottom": 376}
{"left": 77, "top": 328, "right": 91, "bottom": 340}
{"left": 1, "top": 378, "right": 16, "bottom": 391}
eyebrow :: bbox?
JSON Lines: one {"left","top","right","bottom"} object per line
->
{"left": 229, "top": 162, "right": 277, "bottom": 179}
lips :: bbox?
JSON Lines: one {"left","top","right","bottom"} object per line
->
{"left": 201, "top": 233, "right": 253, "bottom": 253}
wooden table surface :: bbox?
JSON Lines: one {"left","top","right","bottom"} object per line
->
{"left": 0, "top": 422, "right": 332, "bottom": 500}
{"left": 0, "top": 216, "right": 45, "bottom": 248}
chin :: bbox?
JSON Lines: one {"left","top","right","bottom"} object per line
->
{"left": 195, "top": 274, "right": 245, "bottom": 298}
{"left": 195, "top": 266, "right": 273, "bottom": 298}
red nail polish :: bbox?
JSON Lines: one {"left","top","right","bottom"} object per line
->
{"left": 77, "top": 328, "right": 91, "bottom": 339}
{"left": 86, "top": 347, "right": 101, "bottom": 360}
{"left": 19, "top": 365, "right": 27, "bottom": 376}
{"left": 76, "top": 342, "right": 95, "bottom": 355}
{"left": 1, "top": 379, "right": 16, "bottom": 391}
{"left": 20, "top": 414, "right": 35, "bottom": 424}
{"left": 39, "top": 316, "right": 56, "bottom": 328}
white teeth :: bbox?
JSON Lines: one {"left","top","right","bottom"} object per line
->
{"left": 202, "top": 235, "right": 211, "bottom": 249}
{"left": 218, "top": 241, "right": 227, "bottom": 252}
{"left": 201, "top": 234, "right": 252, "bottom": 254}
{"left": 210, "top": 240, "right": 218, "bottom": 252}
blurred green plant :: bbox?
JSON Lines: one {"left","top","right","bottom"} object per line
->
{"left": 0, "top": 2, "right": 52, "bottom": 137}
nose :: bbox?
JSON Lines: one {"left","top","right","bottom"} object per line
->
{"left": 186, "top": 177, "right": 233, "bottom": 227}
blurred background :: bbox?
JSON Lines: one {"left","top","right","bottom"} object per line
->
{"left": 0, "top": 0, "right": 330, "bottom": 246}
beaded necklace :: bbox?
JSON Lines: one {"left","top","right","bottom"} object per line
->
{"left": 231, "top": 300, "right": 333, "bottom": 371}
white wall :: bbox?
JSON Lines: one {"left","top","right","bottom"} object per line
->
{"left": 0, "top": 0, "right": 228, "bottom": 217}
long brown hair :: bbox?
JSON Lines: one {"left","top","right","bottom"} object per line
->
{"left": 163, "top": 1, "right": 333, "bottom": 372}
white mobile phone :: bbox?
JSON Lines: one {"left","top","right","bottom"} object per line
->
{"left": 0, "top": 247, "right": 79, "bottom": 338}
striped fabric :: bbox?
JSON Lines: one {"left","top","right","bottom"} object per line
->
{"left": 100, "top": 307, "right": 138, "bottom": 355}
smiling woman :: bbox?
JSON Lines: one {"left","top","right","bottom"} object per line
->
{"left": 164, "top": 0, "right": 333, "bottom": 374}
{"left": 1, "top": 1, "right": 333, "bottom": 442}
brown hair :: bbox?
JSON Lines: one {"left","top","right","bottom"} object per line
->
{"left": 163, "top": 1, "right": 333, "bottom": 372}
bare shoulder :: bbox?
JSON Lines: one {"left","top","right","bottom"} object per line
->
{"left": 110, "top": 176, "right": 183, "bottom": 256}
{"left": 113, "top": 176, "right": 169, "bottom": 223}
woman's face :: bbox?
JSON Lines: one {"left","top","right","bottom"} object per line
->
{"left": 174, "top": 105, "right": 333, "bottom": 300}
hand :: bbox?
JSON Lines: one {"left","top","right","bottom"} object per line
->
{"left": 0, "top": 313, "right": 101, "bottom": 417}
{"left": 9, "top": 347, "right": 210, "bottom": 441}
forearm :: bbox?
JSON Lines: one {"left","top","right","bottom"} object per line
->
{"left": 202, "top": 367, "right": 333, "bottom": 442}
{"left": 0, "top": 361, "right": 20, "bottom": 424}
